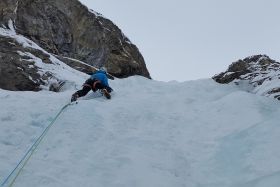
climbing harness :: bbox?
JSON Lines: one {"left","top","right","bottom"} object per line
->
{"left": 1, "top": 102, "right": 73, "bottom": 187}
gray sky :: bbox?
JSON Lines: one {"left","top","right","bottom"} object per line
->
{"left": 79, "top": 0, "right": 280, "bottom": 81}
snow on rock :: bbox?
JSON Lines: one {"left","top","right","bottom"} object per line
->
{"left": 213, "top": 55, "right": 280, "bottom": 100}
{"left": 0, "top": 77, "right": 280, "bottom": 187}
{"left": 0, "top": 26, "right": 87, "bottom": 91}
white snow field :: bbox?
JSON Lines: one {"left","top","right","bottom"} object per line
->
{"left": 0, "top": 77, "right": 280, "bottom": 187}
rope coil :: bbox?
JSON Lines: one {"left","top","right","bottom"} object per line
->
{"left": 1, "top": 102, "right": 72, "bottom": 187}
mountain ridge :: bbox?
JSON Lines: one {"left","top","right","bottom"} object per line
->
{"left": 213, "top": 54, "right": 280, "bottom": 100}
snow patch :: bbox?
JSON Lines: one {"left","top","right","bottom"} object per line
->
{"left": 7, "top": 19, "right": 15, "bottom": 34}
{"left": 14, "top": 1, "right": 19, "bottom": 14}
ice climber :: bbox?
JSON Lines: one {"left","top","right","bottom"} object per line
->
{"left": 71, "top": 67, "right": 113, "bottom": 102}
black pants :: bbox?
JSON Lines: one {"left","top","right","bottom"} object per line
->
{"left": 74, "top": 78, "right": 110, "bottom": 97}
{"left": 75, "top": 85, "right": 92, "bottom": 97}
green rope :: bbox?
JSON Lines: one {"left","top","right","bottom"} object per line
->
{"left": 1, "top": 102, "right": 72, "bottom": 187}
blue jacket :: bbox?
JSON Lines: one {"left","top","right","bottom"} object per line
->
{"left": 90, "top": 70, "right": 109, "bottom": 87}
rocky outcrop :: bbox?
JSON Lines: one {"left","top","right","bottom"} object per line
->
{"left": 0, "top": 34, "right": 54, "bottom": 91}
{"left": 0, "top": 25, "right": 87, "bottom": 91}
{"left": 213, "top": 55, "right": 280, "bottom": 100}
{"left": 13, "top": 0, "right": 150, "bottom": 78}
{"left": 0, "top": 36, "right": 38, "bottom": 91}
{"left": 0, "top": 0, "right": 150, "bottom": 91}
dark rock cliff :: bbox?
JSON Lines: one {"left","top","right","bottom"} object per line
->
{"left": 0, "top": 35, "right": 41, "bottom": 91}
{"left": 0, "top": 0, "right": 150, "bottom": 91}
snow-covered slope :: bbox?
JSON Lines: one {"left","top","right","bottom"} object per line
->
{"left": 1, "top": 77, "right": 280, "bottom": 187}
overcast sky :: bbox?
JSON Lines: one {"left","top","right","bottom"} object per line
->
{"left": 79, "top": 0, "right": 280, "bottom": 82}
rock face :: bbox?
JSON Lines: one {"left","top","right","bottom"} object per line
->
{"left": 0, "top": 28, "right": 76, "bottom": 91}
{"left": 0, "top": 35, "right": 41, "bottom": 91}
{"left": 0, "top": 0, "right": 150, "bottom": 91}
{"left": 0, "top": 0, "right": 18, "bottom": 28}
{"left": 213, "top": 55, "right": 280, "bottom": 100}
{"left": 15, "top": 0, "right": 150, "bottom": 78}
